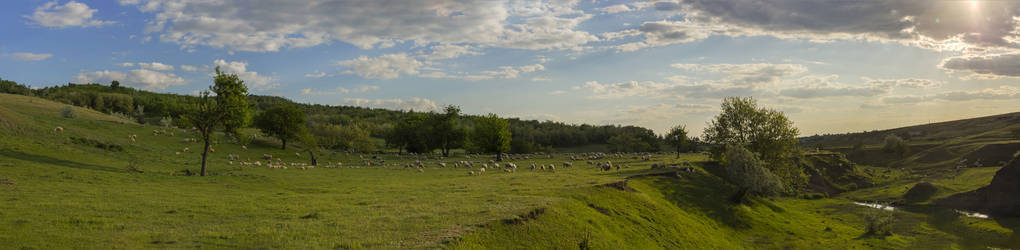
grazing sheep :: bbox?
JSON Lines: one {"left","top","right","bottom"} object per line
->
{"left": 241, "top": 145, "right": 248, "bottom": 151}
{"left": 549, "top": 165, "right": 556, "bottom": 172}
{"left": 54, "top": 127, "right": 64, "bottom": 133}
{"left": 183, "top": 147, "right": 190, "bottom": 153}
{"left": 295, "top": 152, "right": 301, "bottom": 157}
{"left": 418, "top": 168, "right": 425, "bottom": 173}
{"left": 468, "top": 171, "right": 475, "bottom": 176}
{"left": 175, "top": 152, "right": 181, "bottom": 155}
{"left": 208, "top": 147, "right": 215, "bottom": 153}
{"left": 439, "top": 162, "right": 447, "bottom": 168}
{"left": 263, "top": 154, "right": 272, "bottom": 160}
{"left": 337, "top": 162, "right": 343, "bottom": 167}
{"left": 563, "top": 162, "right": 573, "bottom": 167}
{"left": 479, "top": 167, "right": 486, "bottom": 175}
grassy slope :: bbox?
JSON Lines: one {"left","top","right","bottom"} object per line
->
{"left": 2, "top": 93, "right": 1018, "bottom": 249}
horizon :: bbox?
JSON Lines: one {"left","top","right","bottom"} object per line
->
{"left": 3, "top": 1, "right": 1019, "bottom": 136}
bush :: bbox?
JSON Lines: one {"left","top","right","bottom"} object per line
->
{"left": 724, "top": 144, "right": 785, "bottom": 197}
{"left": 861, "top": 203, "right": 895, "bottom": 235}
{"left": 903, "top": 182, "right": 938, "bottom": 203}
{"left": 61, "top": 106, "right": 77, "bottom": 118}
{"left": 110, "top": 112, "right": 133, "bottom": 121}
{"left": 882, "top": 134, "right": 908, "bottom": 155}
{"left": 160, "top": 116, "right": 173, "bottom": 128}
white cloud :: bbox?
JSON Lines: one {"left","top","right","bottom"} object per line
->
{"left": 26, "top": 1, "right": 114, "bottom": 28}
{"left": 120, "top": 0, "right": 598, "bottom": 52}
{"left": 117, "top": 62, "right": 135, "bottom": 67}
{"left": 180, "top": 65, "right": 199, "bottom": 71}
{"left": 579, "top": 80, "right": 679, "bottom": 99}
{"left": 779, "top": 75, "right": 891, "bottom": 99}
{"left": 213, "top": 59, "right": 277, "bottom": 91}
{"left": 301, "top": 85, "right": 379, "bottom": 95}
{"left": 599, "top": 4, "right": 633, "bottom": 14}
{"left": 73, "top": 69, "right": 188, "bottom": 91}
{"left": 341, "top": 97, "right": 438, "bottom": 111}
{"left": 421, "top": 44, "right": 483, "bottom": 60}
{"left": 419, "top": 63, "right": 546, "bottom": 81}
{"left": 137, "top": 62, "right": 175, "bottom": 71}
{"left": 304, "top": 71, "right": 329, "bottom": 79}
{"left": 671, "top": 63, "right": 807, "bottom": 87}
{"left": 863, "top": 78, "right": 942, "bottom": 89}
{"left": 338, "top": 53, "right": 423, "bottom": 80}
{"left": 532, "top": 77, "right": 552, "bottom": 82}
{"left": 351, "top": 85, "right": 380, "bottom": 92}
{"left": 8, "top": 52, "right": 53, "bottom": 61}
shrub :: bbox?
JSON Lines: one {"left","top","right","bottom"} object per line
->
{"left": 160, "top": 116, "right": 173, "bottom": 128}
{"left": 110, "top": 112, "right": 133, "bottom": 121}
{"left": 861, "top": 203, "right": 895, "bottom": 235}
{"left": 69, "top": 136, "right": 123, "bottom": 152}
{"left": 882, "top": 134, "right": 908, "bottom": 155}
{"left": 724, "top": 144, "right": 785, "bottom": 197}
{"left": 61, "top": 106, "right": 77, "bottom": 118}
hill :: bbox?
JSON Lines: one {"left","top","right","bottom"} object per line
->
{"left": 3, "top": 93, "right": 1018, "bottom": 248}
{"left": 2, "top": 78, "right": 662, "bottom": 153}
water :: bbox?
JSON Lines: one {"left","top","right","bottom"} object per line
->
{"left": 955, "top": 210, "right": 990, "bottom": 219}
{"left": 853, "top": 201, "right": 895, "bottom": 211}
{"left": 852, "top": 201, "right": 991, "bottom": 219}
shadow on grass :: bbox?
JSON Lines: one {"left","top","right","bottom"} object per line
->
{"left": 0, "top": 149, "right": 123, "bottom": 173}
{"left": 647, "top": 171, "right": 751, "bottom": 229}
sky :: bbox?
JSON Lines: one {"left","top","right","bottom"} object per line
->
{"left": 1, "top": 0, "right": 1019, "bottom": 137}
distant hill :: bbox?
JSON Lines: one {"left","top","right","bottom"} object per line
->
{"left": 1, "top": 77, "right": 661, "bottom": 153}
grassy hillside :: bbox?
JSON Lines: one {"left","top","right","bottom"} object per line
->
{"left": 2, "top": 93, "right": 1019, "bottom": 249}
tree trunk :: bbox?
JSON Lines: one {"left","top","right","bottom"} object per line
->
{"left": 676, "top": 146, "right": 681, "bottom": 158}
{"left": 200, "top": 138, "right": 210, "bottom": 176}
{"left": 309, "top": 150, "right": 318, "bottom": 166}
{"left": 281, "top": 138, "right": 287, "bottom": 150}
{"left": 496, "top": 151, "right": 503, "bottom": 162}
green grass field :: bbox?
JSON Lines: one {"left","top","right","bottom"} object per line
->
{"left": 2, "top": 93, "right": 1019, "bottom": 249}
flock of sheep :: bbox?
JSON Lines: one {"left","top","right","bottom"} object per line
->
{"left": 55, "top": 125, "right": 692, "bottom": 175}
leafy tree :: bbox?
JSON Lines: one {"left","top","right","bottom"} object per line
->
{"left": 110, "top": 80, "right": 120, "bottom": 89}
{"left": 607, "top": 132, "right": 654, "bottom": 152}
{"left": 178, "top": 68, "right": 251, "bottom": 176}
{"left": 210, "top": 68, "right": 251, "bottom": 138}
{"left": 427, "top": 105, "right": 467, "bottom": 157}
{"left": 882, "top": 134, "right": 908, "bottom": 156}
{"left": 254, "top": 104, "right": 306, "bottom": 150}
{"left": 703, "top": 97, "right": 801, "bottom": 189}
{"left": 665, "top": 124, "right": 690, "bottom": 158}
{"left": 387, "top": 114, "right": 430, "bottom": 153}
{"left": 724, "top": 144, "right": 784, "bottom": 198}
{"left": 311, "top": 123, "right": 377, "bottom": 152}
{"left": 470, "top": 114, "right": 511, "bottom": 161}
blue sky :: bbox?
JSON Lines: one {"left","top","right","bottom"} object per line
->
{"left": 2, "top": 0, "right": 1019, "bottom": 136}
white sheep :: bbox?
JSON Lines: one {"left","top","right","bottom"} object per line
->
{"left": 54, "top": 127, "right": 64, "bottom": 133}
{"left": 479, "top": 167, "right": 486, "bottom": 175}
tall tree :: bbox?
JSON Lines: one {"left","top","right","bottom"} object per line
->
{"left": 428, "top": 105, "right": 467, "bottom": 157}
{"left": 470, "top": 114, "right": 511, "bottom": 161}
{"left": 178, "top": 67, "right": 251, "bottom": 176}
{"left": 210, "top": 68, "right": 251, "bottom": 138}
{"left": 254, "top": 104, "right": 306, "bottom": 150}
{"left": 664, "top": 124, "right": 690, "bottom": 158}
{"left": 703, "top": 97, "right": 801, "bottom": 189}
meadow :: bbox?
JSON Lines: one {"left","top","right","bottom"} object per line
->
{"left": 2, "top": 93, "right": 1019, "bottom": 249}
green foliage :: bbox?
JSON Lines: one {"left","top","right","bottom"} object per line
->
{"left": 606, "top": 131, "right": 657, "bottom": 153}
{"left": 110, "top": 112, "right": 133, "bottom": 121}
{"left": 427, "top": 105, "right": 468, "bottom": 156}
{"left": 211, "top": 67, "right": 251, "bottom": 137}
{"left": 110, "top": 80, "right": 120, "bottom": 89}
{"left": 159, "top": 116, "right": 173, "bottom": 128}
{"left": 724, "top": 144, "right": 784, "bottom": 197}
{"left": 0, "top": 77, "right": 32, "bottom": 95}
{"left": 61, "top": 106, "right": 77, "bottom": 119}
{"left": 704, "top": 97, "right": 802, "bottom": 189}
{"left": 177, "top": 68, "right": 252, "bottom": 176}
{"left": 852, "top": 141, "right": 865, "bottom": 152}
{"left": 68, "top": 136, "right": 123, "bottom": 152}
{"left": 665, "top": 124, "right": 690, "bottom": 157}
{"left": 882, "top": 134, "right": 908, "bottom": 156}
{"left": 861, "top": 204, "right": 895, "bottom": 235}
{"left": 386, "top": 113, "right": 431, "bottom": 153}
{"left": 254, "top": 104, "right": 306, "bottom": 150}
{"left": 469, "top": 113, "right": 511, "bottom": 157}
{"left": 311, "top": 123, "right": 377, "bottom": 152}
